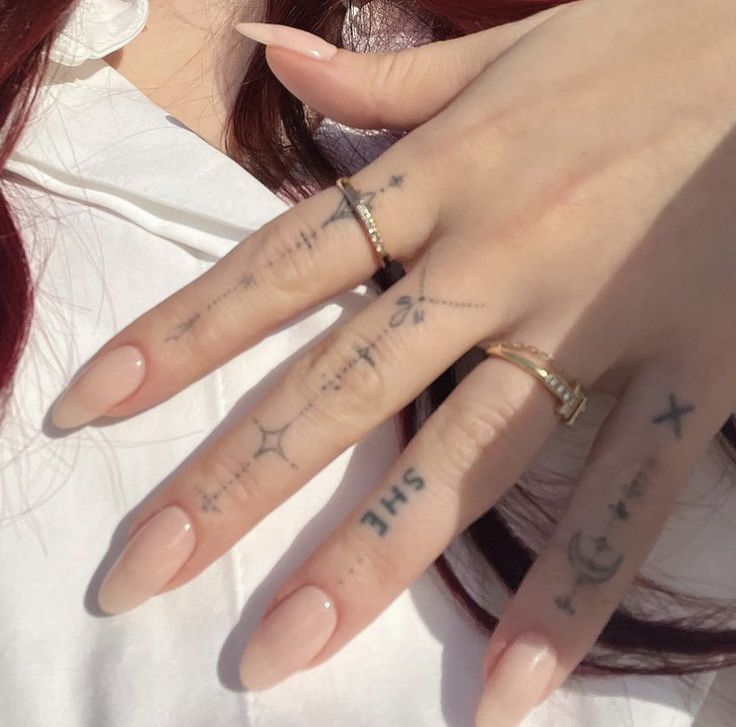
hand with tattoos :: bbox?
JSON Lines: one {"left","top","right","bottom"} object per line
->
{"left": 51, "top": 0, "right": 736, "bottom": 724}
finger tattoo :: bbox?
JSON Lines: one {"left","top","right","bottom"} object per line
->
{"left": 651, "top": 393, "right": 695, "bottom": 439}
{"left": 321, "top": 174, "right": 405, "bottom": 229}
{"left": 389, "top": 264, "right": 485, "bottom": 328}
{"left": 360, "top": 467, "right": 426, "bottom": 538}
{"left": 164, "top": 173, "right": 407, "bottom": 343}
{"left": 554, "top": 456, "right": 656, "bottom": 616}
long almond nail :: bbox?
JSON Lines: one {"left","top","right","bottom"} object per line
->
{"left": 97, "top": 506, "right": 196, "bottom": 615}
{"left": 51, "top": 345, "right": 145, "bottom": 429}
{"left": 475, "top": 633, "right": 557, "bottom": 727}
{"left": 234, "top": 22, "right": 338, "bottom": 61}
{"left": 239, "top": 585, "right": 337, "bottom": 690}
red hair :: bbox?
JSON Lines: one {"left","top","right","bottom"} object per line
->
{"left": 0, "top": 1, "right": 77, "bottom": 413}
{"left": 3, "top": 0, "right": 736, "bottom": 677}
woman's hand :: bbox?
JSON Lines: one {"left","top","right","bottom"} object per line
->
{"left": 51, "top": 0, "right": 736, "bottom": 723}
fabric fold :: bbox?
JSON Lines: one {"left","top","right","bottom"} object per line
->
{"left": 8, "top": 60, "right": 288, "bottom": 260}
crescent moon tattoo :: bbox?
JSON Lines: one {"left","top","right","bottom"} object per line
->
{"left": 567, "top": 531, "right": 624, "bottom": 585}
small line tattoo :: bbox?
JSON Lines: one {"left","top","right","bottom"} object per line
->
{"left": 608, "top": 501, "right": 630, "bottom": 520}
{"left": 165, "top": 313, "right": 201, "bottom": 342}
{"left": 165, "top": 272, "right": 255, "bottom": 342}
{"left": 263, "top": 230, "right": 318, "bottom": 268}
{"left": 197, "top": 461, "right": 252, "bottom": 514}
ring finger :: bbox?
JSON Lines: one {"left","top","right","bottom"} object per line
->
{"left": 233, "top": 332, "right": 604, "bottom": 689}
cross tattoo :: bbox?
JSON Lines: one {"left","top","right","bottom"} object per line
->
{"left": 651, "top": 393, "right": 695, "bottom": 439}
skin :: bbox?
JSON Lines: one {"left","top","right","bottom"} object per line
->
{"left": 80, "top": 0, "right": 736, "bottom": 721}
{"left": 106, "top": 0, "right": 263, "bottom": 150}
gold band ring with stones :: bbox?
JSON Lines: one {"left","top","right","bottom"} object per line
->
{"left": 336, "top": 177, "right": 392, "bottom": 270}
{"left": 479, "top": 340, "right": 589, "bottom": 427}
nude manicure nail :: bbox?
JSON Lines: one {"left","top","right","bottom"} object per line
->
{"left": 475, "top": 633, "right": 557, "bottom": 727}
{"left": 97, "top": 506, "right": 196, "bottom": 615}
{"left": 51, "top": 345, "right": 145, "bottom": 429}
{"left": 234, "top": 22, "right": 338, "bottom": 61}
{"left": 239, "top": 585, "right": 338, "bottom": 690}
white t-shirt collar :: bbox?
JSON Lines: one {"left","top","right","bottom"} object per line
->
{"left": 7, "top": 59, "right": 288, "bottom": 258}
{"left": 51, "top": 0, "right": 149, "bottom": 67}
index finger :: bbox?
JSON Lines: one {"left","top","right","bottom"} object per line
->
{"left": 50, "top": 147, "right": 438, "bottom": 429}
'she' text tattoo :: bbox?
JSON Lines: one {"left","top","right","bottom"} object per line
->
{"left": 360, "top": 467, "right": 426, "bottom": 537}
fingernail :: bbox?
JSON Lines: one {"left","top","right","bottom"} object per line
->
{"left": 97, "top": 506, "right": 196, "bottom": 615}
{"left": 475, "top": 633, "right": 557, "bottom": 727}
{"left": 234, "top": 22, "right": 338, "bottom": 61}
{"left": 51, "top": 345, "right": 145, "bottom": 429}
{"left": 239, "top": 585, "right": 337, "bottom": 690}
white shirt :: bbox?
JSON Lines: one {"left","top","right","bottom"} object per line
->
{"left": 2, "top": 2, "right": 735, "bottom": 725}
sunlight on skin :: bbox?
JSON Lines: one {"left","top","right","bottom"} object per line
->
{"left": 105, "top": 0, "right": 265, "bottom": 150}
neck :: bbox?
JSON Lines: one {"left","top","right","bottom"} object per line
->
{"left": 106, "top": 0, "right": 265, "bottom": 151}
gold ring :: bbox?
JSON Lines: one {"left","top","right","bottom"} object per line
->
{"left": 336, "top": 177, "right": 392, "bottom": 269}
{"left": 479, "top": 340, "right": 589, "bottom": 427}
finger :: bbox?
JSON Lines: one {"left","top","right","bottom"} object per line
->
{"left": 474, "top": 360, "right": 734, "bottom": 727}
{"left": 231, "top": 336, "right": 602, "bottom": 690}
{"left": 94, "top": 250, "right": 498, "bottom": 613}
{"left": 245, "top": 4, "right": 568, "bottom": 131}
{"left": 50, "top": 145, "right": 440, "bottom": 429}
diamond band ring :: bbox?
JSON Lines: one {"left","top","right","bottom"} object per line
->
{"left": 336, "top": 177, "right": 392, "bottom": 270}
{"left": 479, "top": 340, "right": 589, "bottom": 427}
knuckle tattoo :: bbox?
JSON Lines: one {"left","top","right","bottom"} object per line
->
{"left": 292, "top": 327, "right": 393, "bottom": 425}
{"left": 252, "top": 218, "right": 320, "bottom": 297}
{"left": 196, "top": 451, "right": 263, "bottom": 513}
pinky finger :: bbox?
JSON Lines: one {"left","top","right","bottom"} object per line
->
{"left": 475, "top": 362, "right": 735, "bottom": 727}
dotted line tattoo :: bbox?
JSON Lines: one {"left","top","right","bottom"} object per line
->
{"left": 390, "top": 264, "right": 485, "bottom": 327}
{"left": 193, "top": 264, "right": 483, "bottom": 514}
{"left": 196, "top": 460, "right": 251, "bottom": 514}
{"left": 188, "top": 174, "right": 484, "bottom": 516}
{"left": 164, "top": 273, "right": 255, "bottom": 342}
{"left": 554, "top": 390, "right": 695, "bottom": 616}
{"left": 553, "top": 457, "right": 656, "bottom": 616}
{"left": 165, "top": 175, "right": 406, "bottom": 343}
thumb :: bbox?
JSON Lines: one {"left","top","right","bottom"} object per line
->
{"left": 235, "top": 7, "right": 564, "bottom": 131}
